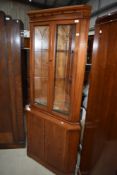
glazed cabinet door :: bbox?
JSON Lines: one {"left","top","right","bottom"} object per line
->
{"left": 51, "top": 20, "right": 89, "bottom": 122}
{"left": 31, "top": 23, "right": 77, "bottom": 119}
{"left": 52, "top": 24, "right": 76, "bottom": 116}
{"left": 32, "top": 25, "right": 50, "bottom": 108}
{"left": 30, "top": 20, "right": 88, "bottom": 122}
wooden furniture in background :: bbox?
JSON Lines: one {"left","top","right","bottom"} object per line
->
{"left": 80, "top": 12, "right": 117, "bottom": 175}
{"left": 26, "top": 5, "right": 91, "bottom": 175}
{"left": 0, "top": 11, "right": 25, "bottom": 148}
{"left": 24, "top": 37, "right": 30, "bottom": 48}
{"left": 83, "top": 35, "right": 94, "bottom": 91}
{"left": 21, "top": 37, "right": 30, "bottom": 105}
{"left": 87, "top": 35, "right": 94, "bottom": 64}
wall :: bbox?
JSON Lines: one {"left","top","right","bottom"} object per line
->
{"left": 0, "top": 0, "right": 38, "bottom": 29}
{"left": 88, "top": 0, "right": 117, "bottom": 29}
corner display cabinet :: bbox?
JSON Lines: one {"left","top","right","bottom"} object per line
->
{"left": 26, "top": 5, "right": 91, "bottom": 175}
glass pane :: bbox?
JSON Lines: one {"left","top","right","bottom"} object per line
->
{"left": 53, "top": 24, "right": 76, "bottom": 115}
{"left": 34, "top": 26, "right": 49, "bottom": 106}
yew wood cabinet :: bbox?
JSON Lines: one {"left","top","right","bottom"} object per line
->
{"left": 26, "top": 5, "right": 91, "bottom": 175}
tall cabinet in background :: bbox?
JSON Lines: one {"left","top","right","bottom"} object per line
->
{"left": 0, "top": 11, "right": 25, "bottom": 148}
{"left": 80, "top": 12, "right": 117, "bottom": 175}
{"left": 26, "top": 5, "right": 91, "bottom": 175}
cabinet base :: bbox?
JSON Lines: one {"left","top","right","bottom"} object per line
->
{"left": 27, "top": 152, "right": 75, "bottom": 175}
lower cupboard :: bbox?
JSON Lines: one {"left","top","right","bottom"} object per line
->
{"left": 27, "top": 110, "right": 80, "bottom": 175}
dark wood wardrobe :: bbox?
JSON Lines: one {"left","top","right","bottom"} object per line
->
{"left": 0, "top": 11, "right": 25, "bottom": 148}
{"left": 80, "top": 12, "right": 117, "bottom": 175}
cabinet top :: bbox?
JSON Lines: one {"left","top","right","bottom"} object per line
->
{"left": 28, "top": 5, "right": 91, "bottom": 22}
{"left": 96, "top": 11, "right": 117, "bottom": 25}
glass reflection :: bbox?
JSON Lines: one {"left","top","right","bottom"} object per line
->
{"left": 53, "top": 24, "right": 76, "bottom": 115}
{"left": 34, "top": 26, "right": 49, "bottom": 106}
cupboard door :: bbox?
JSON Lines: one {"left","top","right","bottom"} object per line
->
{"left": 45, "top": 118, "right": 80, "bottom": 174}
{"left": 33, "top": 26, "right": 49, "bottom": 107}
{"left": 27, "top": 111, "right": 44, "bottom": 161}
{"left": 30, "top": 19, "right": 90, "bottom": 122}
{"left": 53, "top": 24, "right": 76, "bottom": 116}
{"left": 27, "top": 109, "right": 80, "bottom": 175}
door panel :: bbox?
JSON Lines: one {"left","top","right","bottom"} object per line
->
{"left": 27, "top": 111, "right": 44, "bottom": 161}
{"left": 53, "top": 24, "right": 76, "bottom": 116}
{"left": 27, "top": 109, "right": 80, "bottom": 174}
{"left": 45, "top": 119, "right": 80, "bottom": 173}
{"left": 34, "top": 26, "right": 49, "bottom": 106}
{"left": 45, "top": 119, "right": 67, "bottom": 172}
